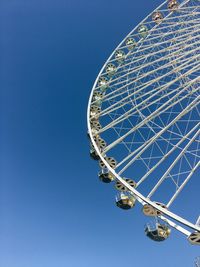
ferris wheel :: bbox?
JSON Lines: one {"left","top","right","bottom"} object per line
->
{"left": 87, "top": 0, "right": 200, "bottom": 244}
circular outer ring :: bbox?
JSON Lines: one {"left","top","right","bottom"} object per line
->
{"left": 87, "top": 0, "right": 200, "bottom": 236}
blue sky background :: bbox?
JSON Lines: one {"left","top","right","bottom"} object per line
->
{"left": 0, "top": 0, "right": 199, "bottom": 266}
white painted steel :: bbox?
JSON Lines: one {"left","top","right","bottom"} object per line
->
{"left": 87, "top": 0, "right": 200, "bottom": 238}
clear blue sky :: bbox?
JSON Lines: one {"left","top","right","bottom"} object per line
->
{"left": 0, "top": 0, "right": 199, "bottom": 266}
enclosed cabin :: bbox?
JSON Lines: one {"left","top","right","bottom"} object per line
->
{"left": 92, "top": 91, "right": 103, "bottom": 107}
{"left": 152, "top": 12, "right": 163, "bottom": 24}
{"left": 116, "top": 192, "right": 136, "bottom": 210}
{"left": 99, "top": 168, "right": 115, "bottom": 183}
{"left": 89, "top": 105, "right": 102, "bottom": 136}
{"left": 90, "top": 120, "right": 102, "bottom": 136}
{"left": 125, "top": 38, "right": 136, "bottom": 50}
{"left": 145, "top": 222, "right": 171, "bottom": 241}
{"left": 105, "top": 63, "right": 117, "bottom": 77}
{"left": 98, "top": 76, "right": 109, "bottom": 92}
{"left": 89, "top": 136, "right": 106, "bottom": 161}
{"left": 98, "top": 157, "right": 117, "bottom": 183}
{"left": 168, "top": 0, "right": 179, "bottom": 11}
{"left": 90, "top": 144, "right": 100, "bottom": 160}
{"left": 138, "top": 25, "right": 148, "bottom": 38}
{"left": 90, "top": 105, "right": 101, "bottom": 121}
{"left": 115, "top": 50, "right": 126, "bottom": 63}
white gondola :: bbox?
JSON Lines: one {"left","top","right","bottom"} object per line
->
{"left": 152, "top": 11, "right": 163, "bottom": 24}
{"left": 105, "top": 63, "right": 116, "bottom": 76}
{"left": 138, "top": 25, "right": 148, "bottom": 38}
{"left": 115, "top": 50, "right": 126, "bottom": 62}
{"left": 92, "top": 91, "right": 103, "bottom": 107}
{"left": 90, "top": 105, "right": 101, "bottom": 120}
{"left": 125, "top": 38, "right": 136, "bottom": 50}
{"left": 98, "top": 76, "right": 109, "bottom": 92}
{"left": 168, "top": 0, "right": 179, "bottom": 11}
{"left": 98, "top": 168, "right": 115, "bottom": 183}
{"left": 145, "top": 222, "right": 171, "bottom": 242}
{"left": 90, "top": 137, "right": 106, "bottom": 160}
{"left": 90, "top": 146, "right": 100, "bottom": 160}
{"left": 116, "top": 192, "right": 136, "bottom": 210}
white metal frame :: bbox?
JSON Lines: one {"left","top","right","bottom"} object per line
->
{"left": 87, "top": 0, "right": 200, "bottom": 238}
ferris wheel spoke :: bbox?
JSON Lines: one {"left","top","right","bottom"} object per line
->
{"left": 97, "top": 47, "right": 200, "bottom": 107}
{"left": 125, "top": 18, "right": 199, "bottom": 45}
{"left": 99, "top": 78, "right": 197, "bottom": 132}
{"left": 124, "top": 25, "right": 200, "bottom": 60}
{"left": 113, "top": 44, "right": 199, "bottom": 92}
{"left": 166, "top": 161, "right": 200, "bottom": 208}
{"left": 109, "top": 32, "right": 198, "bottom": 69}
{"left": 134, "top": 123, "right": 200, "bottom": 187}
{"left": 109, "top": 29, "right": 200, "bottom": 78}
{"left": 118, "top": 117, "right": 199, "bottom": 177}
{"left": 97, "top": 59, "right": 200, "bottom": 127}
{"left": 147, "top": 128, "right": 200, "bottom": 199}
{"left": 144, "top": 19, "right": 200, "bottom": 39}
{"left": 101, "top": 58, "right": 198, "bottom": 108}
{"left": 122, "top": 25, "right": 199, "bottom": 61}
{"left": 125, "top": 22, "right": 199, "bottom": 57}
{"left": 163, "top": 92, "right": 195, "bottom": 143}
{"left": 97, "top": 57, "right": 199, "bottom": 108}
{"left": 115, "top": 95, "right": 199, "bottom": 174}
{"left": 136, "top": 85, "right": 199, "bottom": 160}
{"left": 139, "top": 118, "right": 200, "bottom": 159}
{"left": 100, "top": 32, "right": 200, "bottom": 92}
{"left": 101, "top": 28, "right": 199, "bottom": 86}
{"left": 103, "top": 81, "right": 200, "bottom": 154}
